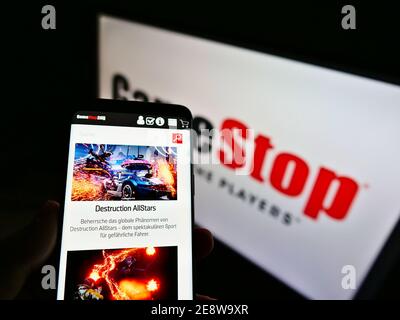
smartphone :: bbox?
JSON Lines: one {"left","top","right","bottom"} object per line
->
{"left": 57, "top": 99, "right": 194, "bottom": 300}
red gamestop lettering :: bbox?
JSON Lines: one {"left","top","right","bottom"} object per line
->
{"left": 219, "top": 119, "right": 359, "bottom": 220}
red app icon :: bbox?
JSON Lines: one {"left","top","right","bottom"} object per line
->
{"left": 172, "top": 133, "right": 183, "bottom": 144}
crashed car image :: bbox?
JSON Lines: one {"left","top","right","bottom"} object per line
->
{"left": 103, "top": 159, "right": 175, "bottom": 200}
{"left": 71, "top": 143, "right": 177, "bottom": 201}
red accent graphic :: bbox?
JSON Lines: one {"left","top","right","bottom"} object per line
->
{"left": 172, "top": 133, "right": 183, "bottom": 144}
{"left": 304, "top": 168, "right": 359, "bottom": 220}
{"left": 88, "top": 248, "right": 158, "bottom": 300}
{"left": 270, "top": 153, "right": 309, "bottom": 196}
{"left": 219, "top": 118, "right": 360, "bottom": 221}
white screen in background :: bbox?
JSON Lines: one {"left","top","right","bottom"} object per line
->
{"left": 99, "top": 16, "right": 400, "bottom": 299}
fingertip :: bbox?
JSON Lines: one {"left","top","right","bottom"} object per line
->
{"left": 194, "top": 227, "right": 213, "bottom": 241}
{"left": 25, "top": 200, "right": 60, "bottom": 268}
{"left": 196, "top": 293, "right": 218, "bottom": 300}
{"left": 194, "top": 227, "right": 214, "bottom": 261}
{"left": 42, "top": 200, "right": 60, "bottom": 212}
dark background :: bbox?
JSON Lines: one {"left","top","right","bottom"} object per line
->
{"left": 2, "top": 1, "right": 400, "bottom": 299}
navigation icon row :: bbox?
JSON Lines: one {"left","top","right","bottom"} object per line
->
{"left": 137, "top": 115, "right": 166, "bottom": 126}
{"left": 136, "top": 115, "right": 188, "bottom": 128}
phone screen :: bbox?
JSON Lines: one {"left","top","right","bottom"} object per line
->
{"left": 57, "top": 110, "right": 193, "bottom": 300}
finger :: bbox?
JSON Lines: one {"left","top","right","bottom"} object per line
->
{"left": 23, "top": 200, "right": 59, "bottom": 270}
{"left": 194, "top": 227, "right": 214, "bottom": 261}
{"left": 0, "top": 265, "right": 29, "bottom": 299}
{"left": 196, "top": 293, "right": 217, "bottom": 300}
{"left": 0, "top": 200, "right": 59, "bottom": 299}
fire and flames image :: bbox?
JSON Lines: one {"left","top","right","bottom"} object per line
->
{"left": 71, "top": 144, "right": 177, "bottom": 201}
{"left": 64, "top": 246, "right": 177, "bottom": 300}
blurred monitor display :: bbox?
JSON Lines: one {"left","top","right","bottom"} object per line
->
{"left": 98, "top": 15, "right": 400, "bottom": 299}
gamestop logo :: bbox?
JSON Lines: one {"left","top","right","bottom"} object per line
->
{"left": 113, "top": 74, "right": 361, "bottom": 222}
{"left": 217, "top": 119, "right": 360, "bottom": 221}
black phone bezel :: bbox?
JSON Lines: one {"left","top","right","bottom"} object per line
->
{"left": 57, "top": 98, "right": 196, "bottom": 300}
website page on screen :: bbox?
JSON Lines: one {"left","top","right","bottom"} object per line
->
{"left": 57, "top": 112, "right": 193, "bottom": 300}
{"left": 99, "top": 16, "right": 400, "bottom": 299}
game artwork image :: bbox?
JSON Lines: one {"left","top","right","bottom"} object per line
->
{"left": 71, "top": 144, "right": 177, "bottom": 201}
{"left": 64, "top": 246, "right": 178, "bottom": 300}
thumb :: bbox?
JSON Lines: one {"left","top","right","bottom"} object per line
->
{"left": 0, "top": 200, "right": 59, "bottom": 299}
{"left": 23, "top": 200, "right": 59, "bottom": 270}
